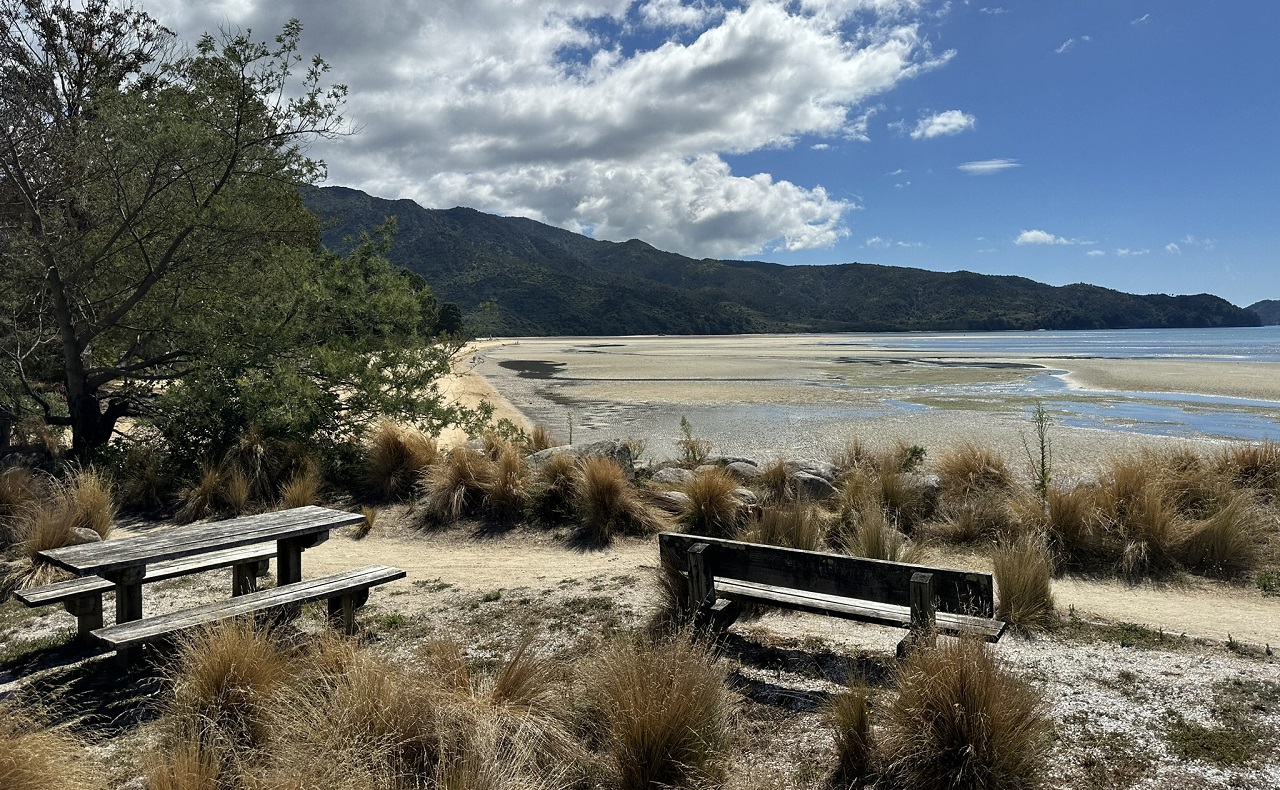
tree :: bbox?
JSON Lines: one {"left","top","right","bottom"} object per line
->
{"left": 0, "top": 1, "right": 452, "bottom": 459}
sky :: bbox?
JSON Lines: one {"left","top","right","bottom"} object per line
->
{"left": 144, "top": 1, "right": 1280, "bottom": 307}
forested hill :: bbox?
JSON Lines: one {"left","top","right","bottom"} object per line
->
{"left": 305, "top": 186, "right": 1260, "bottom": 336}
{"left": 1247, "top": 300, "right": 1280, "bottom": 325}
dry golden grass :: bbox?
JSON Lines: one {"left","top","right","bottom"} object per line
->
{"left": 1180, "top": 495, "right": 1262, "bottom": 578}
{"left": 1095, "top": 466, "right": 1183, "bottom": 578}
{"left": 682, "top": 466, "right": 748, "bottom": 538}
{"left": 841, "top": 507, "right": 922, "bottom": 563}
{"left": 532, "top": 452, "right": 578, "bottom": 522}
{"left": 993, "top": 535, "right": 1056, "bottom": 632}
{"left": 164, "top": 620, "right": 293, "bottom": 752}
{"left": 421, "top": 446, "right": 497, "bottom": 524}
{"left": 574, "top": 456, "right": 666, "bottom": 544}
{"left": 583, "top": 633, "right": 732, "bottom": 790}
{"left": 0, "top": 705, "right": 101, "bottom": 790}
{"left": 929, "top": 490, "right": 1016, "bottom": 545}
{"left": 881, "top": 639, "right": 1050, "bottom": 790}
{"left": 828, "top": 677, "right": 875, "bottom": 788}
{"left": 647, "top": 555, "right": 694, "bottom": 636}
{"left": 278, "top": 463, "right": 323, "bottom": 509}
{"left": 758, "top": 458, "right": 792, "bottom": 502}
{"left": 0, "top": 467, "right": 45, "bottom": 537}
{"left": 740, "top": 501, "right": 827, "bottom": 551}
{"left": 222, "top": 469, "right": 253, "bottom": 516}
{"left": 364, "top": 420, "right": 439, "bottom": 501}
{"left": 831, "top": 437, "right": 874, "bottom": 475}
{"left": 3, "top": 469, "right": 117, "bottom": 590}
{"left": 1215, "top": 440, "right": 1280, "bottom": 491}
{"left": 528, "top": 424, "right": 559, "bottom": 452}
{"left": 143, "top": 736, "right": 226, "bottom": 790}
{"left": 483, "top": 443, "right": 529, "bottom": 520}
{"left": 878, "top": 471, "right": 934, "bottom": 531}
{"left": 936, "top": 442, "right": 1011, "bottom": 499}
{"left": 177, "top": 464, "right": 224, "bottom": 524}
{"left": 1042, "top": 484, "right": 1098, "bottom": 569}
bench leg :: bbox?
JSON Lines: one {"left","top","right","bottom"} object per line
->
{"left": 63, "top": 594, "right": 103, "bottom": 638}
{"left": 326, "top": 589, "right": 369, "bottom": 635}
{"left": 232, "top": 562, "right": 260, "bottom": 596}
{"left": 898, "top": 572, "right": 937, "bottom": 659}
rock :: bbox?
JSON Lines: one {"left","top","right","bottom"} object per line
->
{"left": 792, "top": 471, "right": 836, "bottom": 500}
{"left": 899, "top": 473, "right": 940, "bottom": 516}
{"left": 705, "top": 455, "right": 758, "bottom": 467}
{"left": 651, "top": 467, "right": 694, "bottom": 486}
{"left": 66, "top": 527, "right": 103, "bottom": 546}
{"left": 526, "top": 440, "right": 635, "bottom": 475}
{"left": 733, "top": 487, "right": 759, "bottom": 505}
{"left": 786, "top": 458, "right": 838, "bottom": 482}
{"left": 724, "top": 461, "right": 762, "bottom": 482}
{"left": 648, "top": 489, "right": 691, "bottom": 514}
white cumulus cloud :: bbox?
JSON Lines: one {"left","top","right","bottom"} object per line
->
{"left": 1016, "top": 229, "right": 1071, "bottom": 245}
{"left": 909, "top": 109, "right": 976, "bottom": 139}
{"left": 958, "top": 158, "right": 1020, "bottom": 175}
{"left": 1116, "top": 248, "right": 1150, "bottom": 256}
{"left": 1086, "top": 249, "right": 1106, "bottom": 257}
{"left": 144, "top": 0, "right": 948, "bottom": 258}
{"left": 1165, "top": 243, "right": 1181, "bottom": 254}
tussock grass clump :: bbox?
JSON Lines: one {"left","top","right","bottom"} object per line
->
{"left": 1180, "top": 495, "right": 1261, "bottom": 578}
{"left": 740, "top": 501, "right": 826, "bottom": 551}
{"left": 681, "top": 466, "right": 748, "bottom": 537}
{"left": 880, "top": 440, "right": 927, "bottom": 475}
{"left": 881, "top": 639, "right": 1050, "bottom": 790}
{"left": 1095, "top": 464, "right": 1183, "bottom": 578}
{"left": 1215, "top": 440, "right": 1280, "bottom": 491}
{"left": 3, "top": 469, "right": 116, "bottom": 590}
{"left": 421, "top": 446, "right": 497, "bottom": 525}
{"left": 164, "top": 620, "right": 293, "bottom": 752}
{"left": 0, "top": 705, "right": 101, "bottom": 790}
{"left": 647, "top": 554, "right": 694, "bottom": 635}
{"left": 364, "top": 420, "right": 438, "bottom": 501}
{"left": 831, "top": 437, "right": 874, "bottom": 475}
{"left": 1042, "top": 484, "right": 1098, "bottom": 569}
{"left": 841, "top": 507, "right": 921, "bottom": 563}
{"left": 936, "top": 442, "right": 1011, "bottom": 499}
{"left": 532, "top": 452, "right": 579, "bottom": 522}
{"left": 929, "top": 490, "right": 1015, "bottom": 545}
{"left": 0, "top": 467, "right": 44, "bottom": 530}
{"left": 177, "top": 464, "right": 225, "bottom": 524}
{"left": 878, "top": 471, "right": 934, "bottom": 531}
{"left": 528, "top": 424, "right": 560, "bottom": 452}
{"left": 484, "top": 443, "right": 529, "bottom": 520}
{"left": 828, "top": 677, "right": 875, "bottom": 788}
{"left": 574, "top": 456, "right": 665, "bottom": 544}
{"left": 993, "top": 536, "right": 1056, "bottom": 632}
{"left": 278, "top": 462, "right": 323, "bottom": 509}
{"left": 583, "top": 633, "right": 732, "bottom": 790}
{"left": 758, "top": 458, "right": 793, "bottom": 503}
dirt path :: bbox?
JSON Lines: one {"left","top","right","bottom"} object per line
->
{"left": 300, "top": 524, "right": 1279, "bottom": 647}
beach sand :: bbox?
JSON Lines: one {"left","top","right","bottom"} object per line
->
{"left": 461, "top": 335, "right": 1279, "bottom": 473}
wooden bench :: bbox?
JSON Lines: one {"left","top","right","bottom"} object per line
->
{"left": 658, "top": 533, "right": 1006, "bottom": 649}
{"left": 14, "top": 544, "right": 277, "bottom": 637}
{"left": 91, "top": 565, "right": 407, "bottom": 651}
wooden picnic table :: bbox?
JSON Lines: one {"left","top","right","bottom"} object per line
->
{"left": 38, "top": 505, "right": 364, "bottom": 627}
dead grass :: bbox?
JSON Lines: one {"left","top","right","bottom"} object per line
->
{"left": 740, "top": 501, "right": 827, "bottom": 551}
{"left": 582, "top": 632, "right": 732, "bottom": 790}
{"left": 421, "top": 446, "right": 497, "bottom": 525}
{"left": 0, "top": 467, "right": 45, "bottom": 541}
{"left": 177, "top": 464, "right": 224, "bottom": 524}
{"left": 928, "top": 490, "right": 1016, "bottom": 545}
{"left": 483, "top": 443, "right": 529, "bottom": 520}
{"left": 828, "top": 676, "right": 875, "bottom": 788}
{"left": 936, "top": 442, "right": 1011, "bottom": 499}
{"left": 758, "top": 458, "right": 792, "bottom": 502}
{"left": 364, "top": 420, "right": 439, "bottom": 501}
{"left": 993, "top": 536, "right": 1056, "bottom": 632}
{"left": 278, "top": 463, "right": 323, "bottom": 509}
{"left": 682, "top": 466, "right": 748, "bottom": 538}
{"left": 532, "top": 452, "right": 579, "bottom": 522}
{"left": 3, "top": 469, "right": 117, "bottom": 591}
{"left": 528, "top": 424, "right": 560, "bottom": 452}
{"left": 0, "top": 704, "right": 101, "bottom": 790}
{"left": 1179, "top": 495, "right": 1262, "bottom": 578}
{"left": 1215, "top": 440, "right": 1280, "bottom": 491}
{"left": 574, "top": 456, "right": 666, "bottom": 544}
{"left": 841, "top": 507, "right": 922, "bottom": 563}
{"left": 880, "top": 638, "right": 1050, "bottom": 790}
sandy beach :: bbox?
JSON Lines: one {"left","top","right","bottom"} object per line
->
{"left": 460, "top": 334, "right": 1280, "bottom": 473}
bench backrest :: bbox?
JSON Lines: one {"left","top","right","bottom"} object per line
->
{"left": 659, "top": 532, "right": 993, "bottom": 618}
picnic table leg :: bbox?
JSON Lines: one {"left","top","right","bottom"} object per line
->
{"left": 276, "top": 531, "right": 330, "bottom": 586}
{"left": 232, "top": 562, "right": 259, "bottom": 596}
{"left": 63, "top": 594, "right": 103, "bottom": 638}
{"left": 105, "top": 567, "right": 146, "bottom": 669}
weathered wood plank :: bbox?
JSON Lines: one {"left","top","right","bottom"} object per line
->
{"left": 15, "top": 544, "right": 277, "bottom": 607}
{"left": 714, "top": 578, "right": 1005, "bottom": 641}
{"left": 39, "top": 507, "right": 360, "bottom": 575}
{"left": 92, "top": 565, "right": 406, "bottom": 649}
{"left": 659, "top": 532, "right": 994, "bottom": 617}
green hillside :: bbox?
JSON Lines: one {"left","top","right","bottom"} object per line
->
{"left": 305, "top": 186, "right": 1260, "bottom": 336}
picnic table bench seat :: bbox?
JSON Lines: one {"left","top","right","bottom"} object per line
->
{"left": 658, "top": 532, "right": 1006, "bottom": 647}
{"left": 91, "top": 565, "right": 406, "bottom": 651}
{"left": 15, "top": 543, "right": 277, "bottom": 636}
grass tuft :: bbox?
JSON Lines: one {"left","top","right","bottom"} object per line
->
{"left": 421, "top": 446, "right": 497, "bottom": 525}
{"left": 841, "top": 506, "right": 921, "bottom": 563}
{"left": 936, "top": 442, "right": 1011, "bottom": 499}
{"left": 993, "top": 535, "right": 1056, "bottom": 632}
{"left": 574, "top": 456, "right": 665, "bottom": 544}
{"left": 278, "top": 462, "right": 323, "bottom": 509}
{"left": 0, "top": 705, "right": 100, "bottom": 790}
{"left": 881, "top": 638, "right": 1050, "bottom": 790}
{"left": 681, "top": 466, "right": 748, "bottom": 537}
{"left": 828, "top": 677, "right": 876, "bottom": 788}
{"left": 364, "top": 420, "right": 439, "bottom": 501}
{"left": 740, "top": 501, "right": 826, "bottom": 551}
{"left": 483, "top": 443, "right": 529, "bottom": 520}
{"left": 583, "top": 632, "right": 732, "bottom": 790}
{"left": 1180, "top": 495, "right": 1261, "bottom": 578}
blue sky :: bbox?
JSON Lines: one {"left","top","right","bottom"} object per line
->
{"left": 149, "top": 1, "right": 1278, "bottom": 306}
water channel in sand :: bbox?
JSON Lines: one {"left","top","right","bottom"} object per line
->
{"left": 469, "top": 328, "right": 1280, "bottom": 469}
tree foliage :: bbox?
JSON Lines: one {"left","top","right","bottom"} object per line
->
{"left": 0, "top": 1, "right": 465, "bottom": 461}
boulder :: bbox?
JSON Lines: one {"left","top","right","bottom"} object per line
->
{"left": 792, "top": 471, "right": 836, "bottom": 500}
{"left": 66, "top": 527, "right": 103, "bottom": 546}
{"left": 648, "top": 489, "right": 692, "bottom": 514}
{"left": 723, "top": 461, "right": 763, "bottom": 482}
{"left": 733, "top": 487, "right": 759, "bottom": 505}
{"left": 786, "top": 458, "right": 838, "bottom": 482}
{"left": 526, "top": 439, "right": 635, "bottom": 475}
{"left": 651, "top": 467, "right": 695, "bottom": 486}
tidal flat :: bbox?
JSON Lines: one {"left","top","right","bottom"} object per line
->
{"left": 472, "top": 332, "right": 1280, "bottom": 468}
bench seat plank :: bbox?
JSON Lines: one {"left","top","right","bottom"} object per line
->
{"left": 92, "top": 565, "right": 406, "bottom": 649}
{"left": 716, "top": 578, "right": 1007, "bottom": 642}
{"left": 40, "top": 506, "right": 362, "bottom": 576}
{"left": 14, "top": 544, "right": 277, "bottom": 607}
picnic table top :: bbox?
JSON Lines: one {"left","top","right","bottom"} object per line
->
{"left": 38, "top": 505, "right": 363, "bottom": 577}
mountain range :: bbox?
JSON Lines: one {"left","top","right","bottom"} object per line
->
{"left": 304, "top": 186, "right": 1262, "bottom": 337}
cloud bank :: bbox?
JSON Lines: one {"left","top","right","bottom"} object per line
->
{"left": 147, "top": 0, "right": 950, "bottom": 258}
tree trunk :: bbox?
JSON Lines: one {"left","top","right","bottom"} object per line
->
{"left": 68, "top": 389, "right": 114, "bottom": 457}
